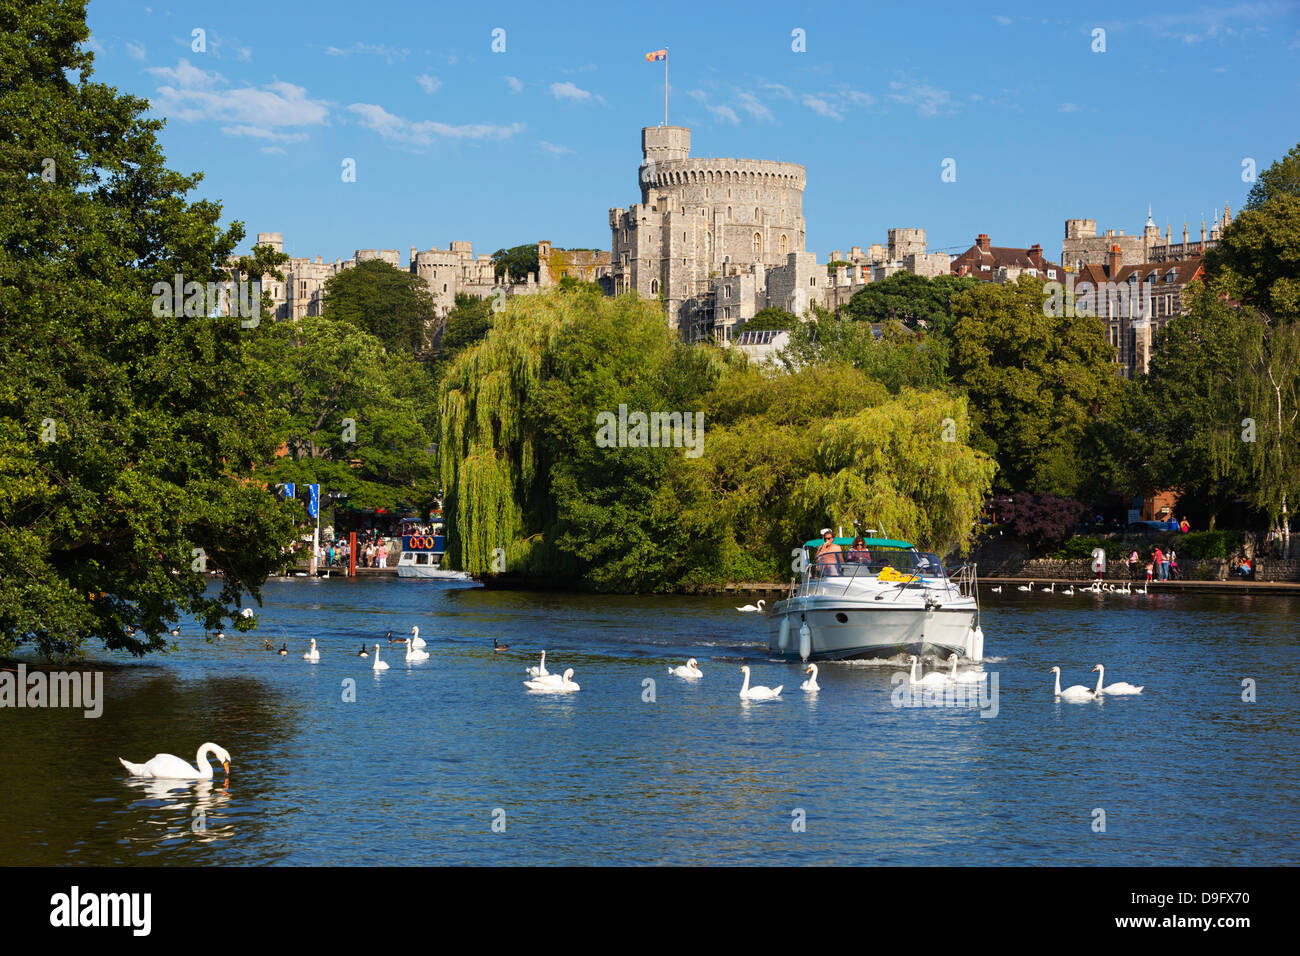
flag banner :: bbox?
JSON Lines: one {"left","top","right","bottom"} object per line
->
{"left": 282, "top": 482, "right": 295, "bottom": 500}
{"left": 307, "top": 484, "right": 319, "bottom": 518}
{"left": 646, "top": 49, "right": 666, "bottom": 62}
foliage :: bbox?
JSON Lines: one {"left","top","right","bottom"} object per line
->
{"left": 1245, "top": 142, "right": 1300, "bottom": 210}
{"left": 491, "top": 243, "right": 539, "bottom": 282}
{"left": 322, "top": 258, "right": 438, "bottom": 356}
{"left": 781, "top": 314, "right": 950, "bottom": 393}
{"left": 1176, "top": 530, "right": 1243, "bottom": 560}
{"left": 989, "top": 494, "right": 1086, "bottom": 549}
{"left": 742, "top": 307, "right": 796, "bottom": 331}
{"left": 841, "top": 271, "right": 978, "bottom": 336}
{"left": 1206, "top": 193, "right": 1300, "bottom": 321}
{"left": 439, "top": 292, "right": 494, "bottom": 356}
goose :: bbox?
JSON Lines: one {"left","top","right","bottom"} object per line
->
{"left": 945, "top": 653, "right": 987, "bottom": 684}
{"left": 277, "top": 643, "right": 288, "bottom": 658}
{"left": 372, "top": 644, "right": 389, "bottom": 671}
{"left": 119, "top": 742, "right": 231, "bottom": 780}
{"left": 493, "top": 638, "right": 509, "bottom": 652}
{"left": 405, "top": 640, "right": 429, "bottom": 663}
{"left": 1016, "top": 582, "right": 1034, "bottom": 592}
{"left": 1049, "top": 666, "right": 1095, "bottom": 702}
{"left": 800, "top": 663, "right": 820, "bottom": 692}
{"left": 736, "top": 599, "right": 766, "bottom": 613}
{"left": 990, "top": 586, "right": 1002, "bottom": 593}
{"left": 526, "top": 651, "right": 549, "bottom": 678}
{"left": 357, "top": 644, "right": 369, "bottom": 658}
{"left": 169, "top": 627, "right": 181, "bottom": 636}
{"left": 409, "top": 626, "right": 427, "bottom": 649}
{"left": 386, "top": 630, "right": 402, "bottom": 645}
{"left": 668, "top": 658, "right": 703, "bottom": 679}
{"left": 1092, "top": 664, "right": 1144, "bottom": 695}
{"left": 907, "top": 655, "right": 949, "bottom": 687}
{"left": 126, "top": 626, "right": 138, "bottom": 637}
{"left": 214, "top": 629, "right": 225, "bottom": 641}
{"left": 524, "top": 668, "right": 579, "bottom": 692}
{"left": 303, "top": 638, "right": 320, "bottom": 662}
{"left": 738, "top": 665, "right": 782, "bottom": 700}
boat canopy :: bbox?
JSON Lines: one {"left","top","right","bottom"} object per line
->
{"left": 801, "top": 537, "right": 914, "bottom": 549}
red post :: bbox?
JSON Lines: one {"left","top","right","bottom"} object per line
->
{"left": 349, "top": 531, "right": 357, "bottom": 577}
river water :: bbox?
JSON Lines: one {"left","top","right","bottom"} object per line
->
{"left": 2, "top": 579, "right": 1297, "bottom": 865}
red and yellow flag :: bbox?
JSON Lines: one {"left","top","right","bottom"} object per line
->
{"left": 645, "top": 49, "right": 666, "bottom": 62}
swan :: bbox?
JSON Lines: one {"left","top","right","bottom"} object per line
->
{"left": 907, "top": 655, "right": 949, "bottom": 687}
{"left": 738, "top": 665, "right": 782, "bottom": 700}
{"left": 1017, "top": 582, "right": 1034, "bottom": 592}
{"left": 800, "top": 663, "right": 820, "bottom": 692}
{"left": 240, "top": 608, "right": 255, "bottom": 618}
{"left": 990, "top": 586, "right": 1002, "bottom": 593}
{"left": 357, "top": 644, "right": 369, "bottom": 658}
{"left": 493, "top": 638, "right": 509, "bottom": 652}
{"left": 526, "top": 651, "right": 549, "bottom": 678}
{"left": 1044, "top": 583, "right": 1056, "bottom": 594}
{"left": 1050, "top": 666, "right": 1095, "bottom": 702}
{"left": 119, "top": 742, "right": 231, "bottom": 780}
{"left": 1092, "top": 664, "right": 1144, "bottom": 695}
{"left": 372, "top": 644, "right": 389, "bottom": 671}
{"left": 945, "top": 653, "right": 987, "bottom": 684}
{"left": 409, "top": 626, "right": 426, "bottom": 649}
{"left": 667, "top": 658, "right": 703, "bottom": 679}
{"left": 405, "top": 640, "right": 429, "bottom": 663}
{"left": 277, "top": 643, "right": 288, "bottom": 657}
{"left": 1135, "top": 585, "right": 1148, "bottom": 594}
{"left": 524, "top": 668, "right": 579, "bottom": 692}
{"left": 1062, "top": 586, "right": 1075, "bottom": 595}
{"left": 303, "top": 638, "right": 320, "bottom": 662}
{"left": 736, "top": 599, "right": 766, "bottom": 613}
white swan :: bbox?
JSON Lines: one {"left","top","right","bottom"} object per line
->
{"left": 1044, "top": 583, "right": 1056, "bottom": 594}
{"left": 736, "top": 599, "right": 766, "bottom": 613}
{"left": 1135, "top": 585, "right": 1148, "bottom": 594}
{"left": 1050, "top": 666, "right": 1095, "bottom": 702}
{"left": 908, "top": 655, "right": 949, "bottom": 687}
{"left": 1092, "top": 664, "right": 1144, "bottom": 695}
{"left": 303, "top": 638, "right": 320, "bottom": 662}
{"left": 405, "top": 639, "right": 429, "bottom": 663}
{"left": 990, "top": 586, "right": 1002, "bottom": 593}
{"left": 945, "top": 653, "right": 987, "bottom": 684}
{"left": 667, "top": 658, "right": 703, "bottom": 679}
{"left": 1017, "top": 582, "right": 1034, "bottom": 592}
{"left": 372, "top": 644, "right": 389, "bottom": 671}
{"left": 119, "top": 742, "right": 231, "bottom": 780}
{"left": 738, "top": 665, "right": 782, "bottom": 699}
{"left": 1062, "top": 586, "right": 1075, "bottom": 595}
{"left": 526, "top": 650, "right": 549, "bottom": 678}
{"left": 409, "top": 625, "right": 426, "bottom": 649}
{"left": 524, "top": 668, "right": 579, "bottom": 692}
{"left": 239, "top": 608, "right": 254, "bottom": 618}
{"left": 800, "top": 663, "right": 820, "bottom": 692}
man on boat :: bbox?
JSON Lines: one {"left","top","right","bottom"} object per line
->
{"left": 815, "top": 529, "right": 843, "bottom": 576}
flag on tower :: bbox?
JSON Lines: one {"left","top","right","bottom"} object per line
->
{"left": 645, "top": 49, "right": 666, "bottom": 62}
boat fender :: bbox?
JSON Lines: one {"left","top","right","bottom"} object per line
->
{"left": 798, "top": 622, "right": 811, "bottom": 661}
{"left": 778, "top": 616, "right": 790, "bottom": 651}
{"left": 969, "top": 626, "right": 985, "bottom": 661}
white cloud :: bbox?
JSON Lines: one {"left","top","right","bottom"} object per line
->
{"left": 261, "top": 145, "right": 286, "bottom": 155}
{"left": 1058, "top": 102, "right": 1080, "bottom": 112}
{"left": 549, "top": 81, "right": 604, "bottom": 104}
{"left": 146, "top": 59, "right": 330, "bottom": 141}
{"left": 505, "top": 75, "right": 524, "bottom": 94}
{"left": 737, "top": 92, "right": 774, "bottom": 122}
{"left": 994, "top": 15, "right": 1014, "bottom": 25}
{"left": 416, "top": 74, "right": 441, "bottom": 94}
{"left": 887, "top": 80, "right": 955, "bottom": 117}
{"left": 762, "top": 82, "right": 794, "bottom": 100}
{"left": 706, "top": 103, "right": 740, "bottom": 124}
{"left": 348, "top": 102, "right": 524, "bottom": 146}
{"left": 125, "top": 40, "right": 146, "bottom": 61}
{"left": 539, "top": 141, "right": 574, "bottom": 156}
{"left": 801, "top": 94, "right": 842, "bottom": 120}
{"left": 325, "top": 42, "right": 408, "bottom": 64}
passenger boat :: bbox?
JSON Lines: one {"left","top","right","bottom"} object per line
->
{"left": 767, "top": 536, "right": 983, "bottom": 662}
{"left": 395, "top": 524, "right": 472, "bottom": 581}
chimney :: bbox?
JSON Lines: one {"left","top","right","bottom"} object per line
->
{"left": 976, "top": 233, "right": 990, "bottom": 252}
{"left": 1028, "top": 243, "right": 1043, "bottom": 268}
{"left": 1107, "top": 244, "right": 1122, "bottom": 277}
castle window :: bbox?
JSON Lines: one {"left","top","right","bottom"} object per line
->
{"left": 754, "top": 208, "right": 759, "bottom": 221}
{"left": 443, "top": 284, "right": 447, "bottom": 293}
{"left": 727, "top": 207, "right": 732, "bottom": 220}
{"left": 651, "top": 279, "right": 659, "bottom": 295}
{"left": 706, "top": 233, "right": 712, "bottom": 255}
{"left": 780, "top": 234, "right": 788, "bottom": 255}
{"left": 753, "top": 233, "right": 762, "bottom": 256}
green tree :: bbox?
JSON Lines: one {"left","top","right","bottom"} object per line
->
{"left": 741, "top": 307, "right": 797, "bottom": 331}
{"left": 491, "top": 244, "right": 539, "bottom": 282}
{"left": 782, "top": 310, "right": 950, "bottom": 393}
{"left": 1245, "top": 142, "right": 1300, "bottom": 209}
{"left": 0, "top": 0, "right": 295, "bottom": 658}
{"left": 841, "top": 271, "right": 978, "bottom": 336}
{"left": 322, "top": 258, "right": 438, "bottom": 356}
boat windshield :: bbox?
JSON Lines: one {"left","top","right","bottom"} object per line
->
{"left": 811, "top": 547, "right": 946, "bottom": 580}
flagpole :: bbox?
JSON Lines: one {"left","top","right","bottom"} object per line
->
{"left": 664, "top": 47, "right": 668, "bottom": 127}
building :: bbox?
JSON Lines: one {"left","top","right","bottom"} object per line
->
{"left": 950, "top": 234, "right": 1064, "bottom": 283}
{"left": 1061, "top": 205, "right": 1231, "bottom": 272}
{"left": 1071, "top": 247, "right": 1205, "bottom": 377}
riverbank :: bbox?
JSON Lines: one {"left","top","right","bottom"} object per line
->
{"left": 977, "top": 577, "right": 1300, "bottom": 596}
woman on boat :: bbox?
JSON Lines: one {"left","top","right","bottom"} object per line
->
{"left": 846, "top": 536, "right": 871, "bottom": 565}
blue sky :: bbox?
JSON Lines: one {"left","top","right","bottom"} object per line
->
{"left": 85, "top": 0, "right": 1300, "bottom": 265}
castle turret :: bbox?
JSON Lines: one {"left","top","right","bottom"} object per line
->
{"left": 640, "top": 126, "right": 690, "bottom": 201}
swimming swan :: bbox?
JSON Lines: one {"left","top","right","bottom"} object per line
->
{"left": 526, "top": 651, "right": 549, "bottom": 678}
{"left": 409, "top": 626, "right": 426, "bottom": 649}
{"left": 1016, "top": 582, "right": 1034, "bottom": 592}
{"left": 801, "top": 663, "right": 820, "bottom": 692}
{"left": 524, "top": 668, "right": 579, "bottom": 692}
{"left": 736, "top": 600, "right": 766, "bottom": 613}
{"left": 1092, "top": 663, "right": 1144, "bottom": 695}
{"left": 945, "top": 653, "right": 987, "bottom": 684}
{"left": 908, "top": 655, "right": 949, "bottom": 687}
{"left": 1050, "top": 666, "right": 1095, "bottom": 701}
{"left": 738, "top": 665, "right": 782, "bottom": 699}
{"left": 668, "top": 658, "right": 703, "bottom": 679}
{"left": 303, "top": 638, "right": 320, "bottom": 662}
{"left": 405, "top": 640, "right": 429, "bottom": 662}
{"left": 372, "top": 644, "right": 389, "bottom": 671}
{"left": 119, "top": 742, "right": 231, "bottom": 780}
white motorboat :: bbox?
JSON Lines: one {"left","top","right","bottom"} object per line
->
{"left": 395, "top": 524, "right": 472, "bottom": 581}
{"left": 767, "top": 536, "right": 984, "bottom": 662}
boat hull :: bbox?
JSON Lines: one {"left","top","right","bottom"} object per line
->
{"left": 767, "top": 601, "right": 976, "bottom": 661}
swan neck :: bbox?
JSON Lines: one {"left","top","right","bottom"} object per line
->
{"left": 1095, "top": 665, "right": 1104, "bottom": 694}
{"left": 1054, "top": 670, "right": 1062, "bottom": 695}
{"left": 741, "top": 669, "right": 750, "bottom": 693}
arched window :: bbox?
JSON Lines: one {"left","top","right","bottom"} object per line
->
{"left": 651, "top": 278, "right": 659, "bottom": 295}
{"left": 780, "top": 234, "right": 788, "bottom": 254}
{"left": 753, "top": 232, "right": 762, "bottom": 256}
{"left": 754, "top": 207, "right": 759, "bottom": 221}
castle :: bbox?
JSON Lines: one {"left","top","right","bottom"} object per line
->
{"left": 1061, "top": 206, "right": 1231, "bottom": 272}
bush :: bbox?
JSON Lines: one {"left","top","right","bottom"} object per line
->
{"left": 1176, "top": 530, "right": 1243, "bottom": 560}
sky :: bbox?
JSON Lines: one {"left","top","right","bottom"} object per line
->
{"left": 83, "top": 0, "right": 1300, "bottom": 266}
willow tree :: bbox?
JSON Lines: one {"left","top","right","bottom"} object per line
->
{"left": 1238, "top": 313, "right": 1300, "bottom": 556}
{"left": 794, "top": 390, "right": 996, "bottom": 554}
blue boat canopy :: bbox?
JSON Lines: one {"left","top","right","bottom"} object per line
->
{"left": 801, "top": 536, "right": 914, "bottom": 549}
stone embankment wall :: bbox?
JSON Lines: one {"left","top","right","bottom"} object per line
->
{"left": 972, "top": 556, "right": 1300, "bottom": 582}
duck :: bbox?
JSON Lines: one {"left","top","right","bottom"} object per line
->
{"left": 945, "top": 653, "right": 987, "bottom": 684}
{"left": 262, "top": 639, "right": 274, "bottom": 651}
{"left": 1016, "top": 582, "right": 1034, "bottom": 592}
{"left": 372, "top": 644, "right": 389, "bottom": 671}
{"left": 357, "top": 644, "right": 369, "bottom": 658}
{"left": 907, "top": 655, "right": 949, "bottom": 687}
{"left": 738, "top": 665, "right": 782, "bottom": 700}
{"left": 526, "top": 651, "right": 549, "bottom": 678}
{"left": 1092, "top": 663, "right": 1144, "bottom": 695}
{"left": 1049, "top": 666, "right": 1096, "bottom": 702}
{"left": 214, "top": 629, "right": 226, "bottom": 641}
{"left": 667, "top": 658, "right": 703, "bottom": 679}
{"left": 493, "top": 638, "right": 509, "bottom": 652}
{"left": 119, "top": 742, "right": 231, "bottom": 780}
{"left": 277, "top": 643, "right": 288, "bottom": 657}
{"left": 405, "top": 640, "right": 429, "bottom": 663}
{"left": 303, "top": 638, "right": 320, "bottom": 662}
{"left": 736, "top": 599, "right": 766, "bottom": 613}
{"left": 800, "top": 663, "right": 820, "bottom": 692}
{"left": 524, "top": 668, "right": 579, "bottom": 692}
{"left": 409, "top": 626, "right": 426, "bottom": 649}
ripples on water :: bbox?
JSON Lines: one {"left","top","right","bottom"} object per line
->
{"left": 2, "top": 581, "right": 1298, "bottom": 865}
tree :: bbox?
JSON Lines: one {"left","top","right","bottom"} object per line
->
{"left": 841, "top": 271, "right": 978, "bottom": 336}
{"left": 1237, "top": 312, "right": 1300, "bottom": 556}
{"left": 491, "top": 244, "right": 539, "bottom": 282}
{"left": 0, "top": 0, "right": 295, "bottom": 658}
{"left": 1206, "top": 194, "right": 1300, "bottom": 321}
{"left": 742, "top": 307, "right": 796, "bottom": 331}
{"left": 440, "top": 292, "right": 494, "bottom": 355}
{"left": 1245, "top": 142, "right": 1300, "bottom": 210}
{"left": 783, "top": 309, "right": 950, "bottom": 393}
{"left": 322, "top": 258, "right": 438, "bottom": 356}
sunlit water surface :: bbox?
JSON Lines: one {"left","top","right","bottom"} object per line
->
{"left": 2, "top": 579, "right": 1297, "bottom": 865}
